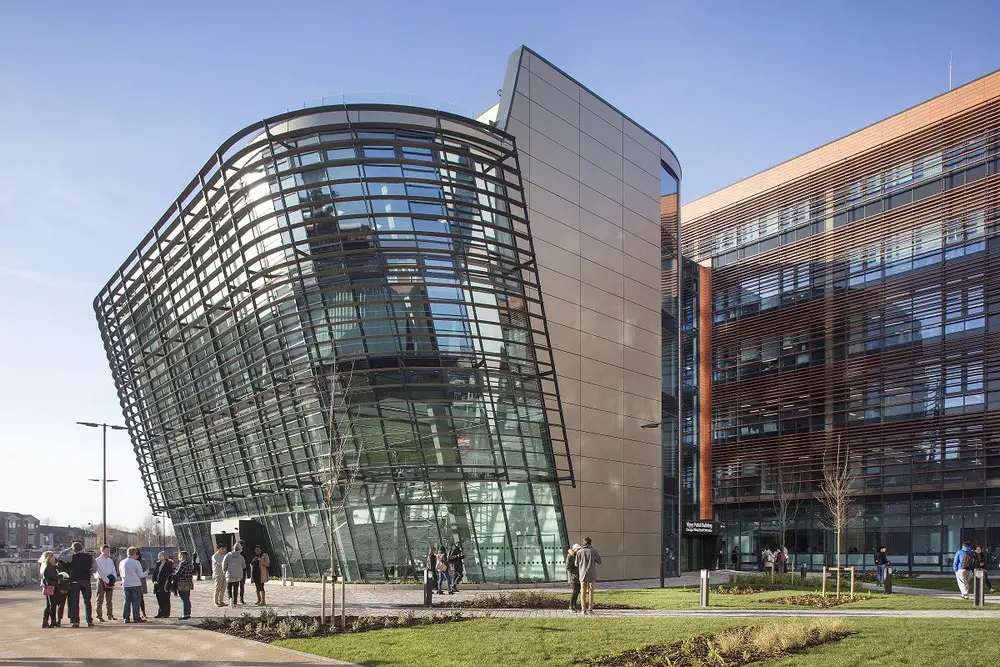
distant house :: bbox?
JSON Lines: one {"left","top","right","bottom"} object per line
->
{"left": 38, "top": 525, "right": 91, "bottom": 550}
{"left": 0, "top": 511, "right": 39, "bottom": 549}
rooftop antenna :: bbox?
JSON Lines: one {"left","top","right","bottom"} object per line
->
{"left": 949, "top": 51, "right": 953, "bottom": 91}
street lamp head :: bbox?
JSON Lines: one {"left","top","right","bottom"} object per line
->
{"left": 87, "top": 479, "right": 100, "bottom": 482}
{"left": 77, "top": 422, "right": 100, "bottom": 428}
{"left": 110, "top": 425, "right": 128, "bottom": 431}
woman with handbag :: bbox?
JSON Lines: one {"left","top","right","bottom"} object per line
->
{"left": 173, "top": 551, "right": 194, "bottom": 620}
{"left": 250, "top": 546, "right": 270, "bottom": 606}
{"left": 39, "top": 551, "right": 59, "bottom": 628}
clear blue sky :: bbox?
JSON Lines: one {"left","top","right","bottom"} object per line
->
{"left": 1, "top": 0, "right": 996, "bottom": 531}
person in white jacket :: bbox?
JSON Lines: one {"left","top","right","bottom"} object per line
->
{"left": 93, "top": 546, "right": 118, "bottom": 622}
{"left": 119, "top": 547, "right": 146, "bottom": 623}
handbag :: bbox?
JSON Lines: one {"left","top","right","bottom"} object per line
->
{"left": 177, "top": 579, "right": 192, "bottom": 593}
{"left": 43, "top": 585, "right": 55, "bottom": 596}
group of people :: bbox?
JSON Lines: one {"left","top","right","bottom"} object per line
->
{"left": 210, "top": 541, "right": 271, "bottom": 608}
{"left": 754, "top": 546, "right": 789, "bottom": 573}
{"left": 952, "top": 541, "right": 996, "bottom": 598}
{"left": 565, "top": 537, "right": 601, "bottom": 614}
{"left": 426, "top": 540, "right": 465, "bottom": 594}
{"left": 38, "top": 542, "right": 195, "bottom": 628}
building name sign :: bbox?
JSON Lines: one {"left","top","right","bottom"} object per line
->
{"left": 683, "top": 520, "right": 719, "bottom": 535}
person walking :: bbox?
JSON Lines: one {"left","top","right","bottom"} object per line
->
{"left": 39, "top": 551, "right": 60, "bottom": 628}
{"left": 435, "top": 545, "right": 453, "bottom": 594}
{"left": 874, "top": 546, "right": 890, "bottom": 586}
{"left": 191, "top": 551, "right": 202, "bottom": 581}
{"left": 222, "top": 544, "right": 246, "bottom": 608}
{"left": 576, "top": 537, "right": 602, "bottom": 615}
{"left": 730, "top": 546, "right": 739, "bottom": 571}
{"left": 212, "top": 544, "right": 228, "bottom": 607}
{"left": 93, "top": 545, "right": 118, "bottom": 622}
{"left": 974, "top": 545, "right": 996, "bottom": 595}
{"left": 449, "top": 540, "right": 465, "bottom": 592}
{"left": 173, "top": 551, "right": 194, "bottom": 620}
{"left": 250, "top": 545, "right": 270, "bottom": 606}
{"left": 152, "top": 551, "right": 174, "bottom": 618}
{"left": 565, "top": 543, "right": 581, "bottom": 612}
{"left": 57, "top": 541, "right": 95, "bottom": 628}
{"left": 119, "top": 547, "right": 145, "bottom": 623}
{"left": 954, "top": 540, "right": 976, "bottom": 599}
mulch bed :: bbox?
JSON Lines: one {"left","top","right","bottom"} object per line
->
{"left": 714, "top": 585, "right": 770, "bottom": 595}
{"left": 435, "top": 599, "right": 636, "bottom": 610}
{"left": 762, "top": 594, "right": 876, "bottom": 607}
{"left": 576, "top": 626, "right": 852, "bottom": 667}
{"left": 202, "top": 611, "right": 468, "bottom": 643}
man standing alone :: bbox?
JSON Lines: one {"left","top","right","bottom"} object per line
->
{"left": 954, "top": 540, "right": 976, "bottom": 599}
{"left": 449, "top": 540, "right": 465, "bottom": 592}
{"left": 874, "top": 546, "right": 890, "bottom": 586}
{"left": 212, "top": 544, "right": 228, "bottom": 607}
{"left": 576, "top": 537, "right": 602, "bottom": 615}
{"left": 57, "top": 542, "right": 95, "bottom": 628}
{"left": 94, "top": 545, "right": 118, "bottom": 622}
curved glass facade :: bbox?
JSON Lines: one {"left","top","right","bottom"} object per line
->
{"left": 95, "top": 105, "right": 573, "bottom": 581}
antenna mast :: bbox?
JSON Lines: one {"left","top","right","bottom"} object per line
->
{"left": 949, "top": 51, "right": 953, "bottom": 91}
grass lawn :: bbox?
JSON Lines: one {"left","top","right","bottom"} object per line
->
{"left": 589, "top": 586, "right": 978, "bottom": 610}
{"left": 278, "top": 617, "right": 1000, "bottom": 667}
{"left": 889, "top": 576, "right": 970, "bottom": 592}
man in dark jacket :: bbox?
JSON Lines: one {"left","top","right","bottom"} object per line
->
{"left": 151, "top": 551, "right": 174, "bottom": 618}
{"left": 565, "top": 543, "right": 581, "bottom": 612}
{"left": 974, "top": 546, "right": 996, "bottom": 595}
{"left": 57, "top": 542, "right": 95, "bottom": 628}
{"left": 448, "top": 540, "right": 465, "bottom": 592}
{"left": 874, "top": 546, "right": 890, "bottom": 585}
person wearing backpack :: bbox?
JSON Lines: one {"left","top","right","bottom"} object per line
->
{"left": 954, "top": 541, "right": 976, "bottom": 599}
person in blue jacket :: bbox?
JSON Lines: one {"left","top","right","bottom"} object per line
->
{"left": 953, "top": 541, "right": 976, "bottom": 599}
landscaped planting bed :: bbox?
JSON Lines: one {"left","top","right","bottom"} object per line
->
{"left": 576, "top": 619, "right": 853, "bottom": 667}
{"left": 435, "top": 590, "right": 637, "bottom": 610}
{"left": 200, "top": 608, "right": 469, "bottom": 642}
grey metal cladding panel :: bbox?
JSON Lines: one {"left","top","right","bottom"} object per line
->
{"left": 528, "top": 101, "right": 580, "bottom": 153}
{"left": 530, "top": 128, "right": 580, "bottom": 179}
{"left": 623, "top": 135, "right": 661, "bottom": 180}
{"left": 580, "top": 133, "right": 623, "bottom": 180}
{"left": 529, "top": 158, "right": 581, "bottom": 205}
{"left": 622, "top": 118, "right": 662, "bottom": 156}
{"left": 495, "top": 47, "right": 527, "bottom": 131}
{"left": 509, "top": 92, "right": 531, "bottom": 127}
{"left": 580, "top": 183, "right": 623, "bottom": 226}
{"left": 623, "top": 183, "right": 659, "bottom": 223}
{"left": 580, "top": 87, "right": 623, "bottom": 130}
{"left": 529, "top": 72, "right": 580, "bottom": 127}
{"left": 580, "top": 107, "right": 623, "bottom": 155}
{"left": 530, "top": 185, "right": 580, "bottom": 230}
{"left": 526, "top": 54, "right": 581, "bottom": 101}
{"left": 623, "top": 229, "right": 660, "bottom": 268}
{"left": 507, "top": 118, "right": 531, "bottom": 154}
{"left": 622, "top": 158, "right": 660, "bottom": 201}
{"left": 579, "top": 157, "right": 623, "bottom": 204}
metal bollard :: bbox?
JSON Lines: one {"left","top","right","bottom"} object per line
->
{"left": 883, "top": 566, "right": 893, "bottom": 595}
{"left": 800, "top": 563, "right": 807, "bottom": 579}
{"left": 423, "top": 570, "right": 434, "bottom": 607}
{"left": 699, "top": 569, "right": 710, "bottom": 608}
{"left": 974, "top": 569, "right": 986, "bottom": 607}
{"left": 281, "top": 564, "right": 289, "bottom": 586}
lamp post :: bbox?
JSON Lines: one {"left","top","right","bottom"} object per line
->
{"left": 77, "top": 422, "right": 127, "bottom": 547}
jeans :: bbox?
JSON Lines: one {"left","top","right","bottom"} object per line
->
{"left": 453, "top": 566, "right": 464, "bottom": 588}
{"left": 228, "top": 581, "right": 240, "bottom": 602}
{"left": 96, "top": 582, "right": 114, "bottom": 618}
{"left": 569, "top": 578, "right": 581, "bottom": 610}
{"left": 436, "top": 569, "right": 452, "bottom": 593}
{"left": 123, "top": 586, "right": 142, "bottom": 622}
{"left": 68, "top": 580, "right": 93, "bottom": 625}
{"left": 52, "top": 592, "right": 67, "bottom": 625}
{"left": 239, "top": 576, "right": 246, "bottom": 602}
{"left": 178, "top": 590, "right": 191, "bottom": 617}
{"left": 43, "top": 592, "right": 58, "bottom": 626}
{"left": 876, "top": 565, "right": 886, "bottom": 585}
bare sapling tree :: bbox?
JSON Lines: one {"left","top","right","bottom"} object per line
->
{"left": 819, "top": 436, "right": 861, "bottom": 595}
{"left": 772, "top": 460, "right": 804, "bottom": 556}
{"left": 321, "top": 360, "right": 362, "bottom": 623}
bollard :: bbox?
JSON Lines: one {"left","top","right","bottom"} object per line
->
{"left": 974, "top": 569, "right": 986, "bottom": 607}
{"left": 699, "top": 569, "right": 710, "bottom": 608}
{"left": 800, "top": 563, "right": 807, "bottom": 579}
{"left": 423, "top": 570, "right": 434, "bottom": 607}
{"left": 281, "top": 563, "right": 289, "bottom": 586}
{"left": 883, "top": 566, "right": 893, "bottom": 595}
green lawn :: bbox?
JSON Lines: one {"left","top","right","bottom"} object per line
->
{"left": 889, "top": 576, "right": 967, "bottom": 592}
{"left": 581, "top": 586, "right": 978, "bottom": 610}
{"left": 278, "top": 617, "right": 1000, "bottom": 667}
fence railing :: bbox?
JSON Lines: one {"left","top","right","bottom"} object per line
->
{"left": 0, "top": 562, "right": 38, "bottom": 588}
